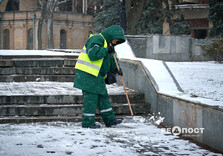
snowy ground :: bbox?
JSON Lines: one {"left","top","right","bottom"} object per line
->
{"left": 0, "top": 81, "right": 221, "bottom": 155}
{"left": 116, "top": 41, "right": 223, "bottom": 108}
{"left": 1, "top": 44, "right": 223, "bottom": 155}
{"left": 0, "top": 119, "right": 222, "bottom": 156}
{"left": 166, "top": 61, "right": 223, "bottom": 102}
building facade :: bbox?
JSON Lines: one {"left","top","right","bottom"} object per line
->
{"left": 0, "top": 0, "right": 102, "bottom": 50}
{"left": 163, "top": 0, "right": 210, "bottom": 39}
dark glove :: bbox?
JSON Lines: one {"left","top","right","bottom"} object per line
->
{"left": 105, "top": 72, "right": 117, "bottom": 84}
{"left": 108, "top": 46, "right": 115, "bottom": 54}
{"left": 115, "top": 68, "right": 123, "bottom": 76}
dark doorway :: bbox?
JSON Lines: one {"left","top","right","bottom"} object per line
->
{"left": 27, "top": 28, "right": 33, "bottom": 49}
{"left": 194, "top": 29, "right": 207, "bottom": 39}
{"left": 3, "top": 29, "right": 10, "bottom": 49}
{"left": 60, "top": 29, "right": 67, "bottom": 49}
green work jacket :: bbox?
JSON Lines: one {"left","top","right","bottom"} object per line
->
{"left": 73, "top": 25, "right": 126, "bottom": 94}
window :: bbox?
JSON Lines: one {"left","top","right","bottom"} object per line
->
{"left": 27, "top": 28, "right": 33, "bottom": 49}
{"left": 60, "top": 29, "right": 66, "bottom": 49}
{"left": 77, "top": 0, "right": 83, "bottom": 13}
{"left": 194, "top": 29, "right": 207, "bottom": 39}
{"left": 58, "top": 0, "right": 72, "bottom": 12}
{"left": 3, "top": 29, "right": 10, "bottom": 49}
{"left": 6, "top": 0, "right": 19, "bottom": 11}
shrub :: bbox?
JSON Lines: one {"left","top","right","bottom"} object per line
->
{"left": 201, "top": 38, "right": 223, "bottom": 63}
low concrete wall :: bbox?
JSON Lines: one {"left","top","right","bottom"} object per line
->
{"left": 118, "top": 59, "right": 223, "bottom": 153}
{"left": 126, "top": 35, "right": 211, "bottom": 61}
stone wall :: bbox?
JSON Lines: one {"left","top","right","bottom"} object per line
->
{"left": 20, "top": 0, "right": 38, "bottom": 11}
{"left": 126, "top": 35, "right": 211, "bottom": 61}
{"left": 118, "top": 59, "right": 223, "bottom": 152}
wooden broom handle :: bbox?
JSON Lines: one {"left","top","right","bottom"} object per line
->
{"left": 110, "top": 44, "right": 134, "bottom": 116}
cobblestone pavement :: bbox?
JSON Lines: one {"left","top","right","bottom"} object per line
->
{"left": 0, "top": 121, "right": 222, "bottom": 156}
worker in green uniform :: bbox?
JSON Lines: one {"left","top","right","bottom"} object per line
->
{"left": 74, "top": 25, "right": 126, "bottom": 128}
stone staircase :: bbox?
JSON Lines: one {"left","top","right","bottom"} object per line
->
{"left": 0, "top": 55, "right": 76, "bottom": 82}
{"left": 0, "top": 54, "right": 150, "bottom": 123}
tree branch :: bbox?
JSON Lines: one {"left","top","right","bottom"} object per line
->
{"left": 38, "top": 0, "right": 43, "bottom": 6}
{"left": 57, "top": 0, "right": 67, "bottom": 6}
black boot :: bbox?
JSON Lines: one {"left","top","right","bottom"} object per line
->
{"left": 105, "top": 119, "right": 122, "bottom": 127}
{"left": 82, "top": 124, "right": 100, "bottom": 129}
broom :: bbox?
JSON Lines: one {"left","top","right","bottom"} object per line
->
{"left": 111, "top": 44, "right": 134, "bottom": 118}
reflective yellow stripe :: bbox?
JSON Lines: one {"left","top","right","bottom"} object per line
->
{"left": 75, "top": 63, "right": 96, "bottom": 76}
{"left": 75, "top": 33, "right": 107, "bottom": 77}
{"left": 100, "top": 33, "right": 107, "bottom": 48}
{"left": 100, "top": 108, "right": 112, "bottom": 113}
{"left": 78, "top": 53, "right": 103, "bottom": 67}
{"left": 75, "top": 53, "right": 103, "bottom": 76}
{"left": 83, "top": 113, "right": 95, "bottom": 117}
{"left": 76, "top": 59, "right": 101, "bottom": 70}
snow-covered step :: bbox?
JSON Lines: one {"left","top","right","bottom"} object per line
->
{"left": 0, "top": 103, "right": 150, "bottom": 117}
{"left": 0, "top": 83, "right": 150, "bottom": 123}
{"left": 0, "top": 116, "right": 82, "bottom": 124}
{"left": 0, "top": 102, "right": 150, "bottom": 123}
{"left": 0, "top": 93, "right": 144, "bottom": 105}
{"left": 0, "top": 67, "right": 75, "bottom": 75}
{"left": 0, "top": 104, "right": 83, "bottom": 116}
{"left": 0, "top": 115, "right": 129, "bottom": 124}
{"left": 0, "top": 57, "right": 77, "bottom": 67}
{"left": 0, "top": 57, "right": 77, "bottom": 82}
{"left": 0, "top": 75, "right": 75, "bottom": 82}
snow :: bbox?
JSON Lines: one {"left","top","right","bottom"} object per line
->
{"left": 166, "top": 61, "right": 223, "bottom": 102}
{"left": 0, "top": 50, "right": 80, "bottom": 56}
{"left": 0, "top": 42, "right": 223, "bottom": 155}
{"left": 116, "top": 41, "right": 136, "bottom": 59}
{"left": 0, "top": 82, "right": 132, "bottom": 97}
{"left": 0, "top": 120, "right": 221, "bottom": 156}
{"left": 115, "top": 41, "right": 223, "bottom": 108}
{"left": 140, "top": 59, "right": 179, "bottom": 94}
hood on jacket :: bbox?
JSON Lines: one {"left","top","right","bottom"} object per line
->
{"left": 101, "top": 25, "right": 126, "bottom": 45}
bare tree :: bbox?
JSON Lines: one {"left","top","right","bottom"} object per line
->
{"left": 46, "top": 0, "right": 57, "bottom": 49}
{"left": 38, "top": 0, "right": 48, "bottom": 50}
{"left": 37, "top": 0, "right": 67, "bottom": 49}
{"left": 126, "top": 0, "right": 146, "bottom": 34}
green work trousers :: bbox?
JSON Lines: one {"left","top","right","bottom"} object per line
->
{"left": 82, "top": 90, "right": 116, "bottom": 127}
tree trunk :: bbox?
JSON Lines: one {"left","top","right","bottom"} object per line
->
{"left": 38, "top": 0, "right": 48, "bottom": 50}
{"left": 47, "top": 0, "right": 57, "bottom": 49}
{"left": 37, "top": 19, "right": 43, "bottom": 50}
{"left": 162, "top": 0, "right": 174, "bottom": 33}
{"left": 126, "top": 0, "right": 146, "bottom": 34}
{"left": 47, "top": 13, "right": 54, "bottom": 49}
